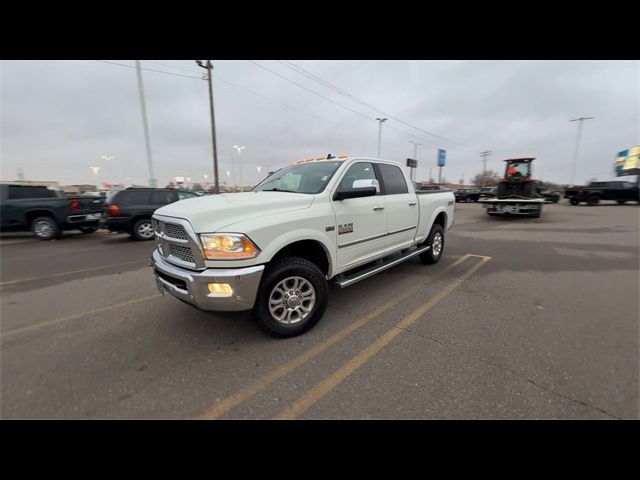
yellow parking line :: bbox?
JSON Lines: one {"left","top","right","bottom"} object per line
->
{"left": 0, "top": 294, "right": 160, "bottom": 338}
{"left": 0, "top": 260, "right": 148, "bottom": 286}
{"left": 274, "top": 255, "right": 492, "bottom": 420}
{"left": 198, "top": 253, "right": 474, "bottom": 420}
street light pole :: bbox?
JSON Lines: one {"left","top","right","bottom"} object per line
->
{"left": 196, "top": 60, "right": 220, "bottom": 194}
{"left": 135, "top": 61, "right": 156, "bottom": 188}
{"left": 409, "top": 140, "right": 421, "bottom": 183}
{"left": 376, "top": 118, "right": 387, "bottom": 157}
{"left": 233, "top": 145, "right": 245, "bottom": 192}
{"left": 569, "top": 116, "right": 594, "bottom": 186}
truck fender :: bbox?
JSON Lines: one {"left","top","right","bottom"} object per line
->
{"left": 259, "top": 229, "right": 336, "bottom": 278}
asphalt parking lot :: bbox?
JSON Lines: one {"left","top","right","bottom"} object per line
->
{"left": 1, "top": 201, "right": 638, "bottom": 419}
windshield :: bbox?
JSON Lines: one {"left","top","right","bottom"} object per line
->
{"left": 253, "top": 161, "right": 342, "bottom": 194}
{"left": 506, "top": 161, "right": 530, "bottom": 177}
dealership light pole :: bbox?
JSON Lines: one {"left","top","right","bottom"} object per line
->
{"left": 135, "top": 61, "right": 157, "bottom": 188}
{"left": 409, "top": 140, "right": 421, "bottom": 182}
{"left": 196, "top": 60, "right": 220, "bottom": 194}
{"left": 376, "top": 118, "right": 387, "bottom": 157}
{"left": 233, "top": 145, "right": 245, "bottom": 192}
{"left": 569, "top": 116, "right": 594, "bottom": 186}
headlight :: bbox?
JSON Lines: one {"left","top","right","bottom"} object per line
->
{"left": 199, "top": 233, "right": 260, "bottom": 260}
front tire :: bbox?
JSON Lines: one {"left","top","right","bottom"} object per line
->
{"left": 419, "top": 224, "right": 444, "bottom": 265}
{"left": 617, "top": 200, "right": 626, "bottom": 205}
{"left": 587, "top": 195, "right": 600, "bottom": 206}
{"left": 31, "top": 216, "right": 61, "bottom": 240}
{"left": 253, "top": 257, "right": 328, "bottom": 338}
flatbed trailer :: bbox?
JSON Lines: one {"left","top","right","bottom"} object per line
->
{"left": 477, "top": 196, "right": 544, "bottom": 217}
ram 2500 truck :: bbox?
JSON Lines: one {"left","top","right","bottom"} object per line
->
{"left": 151, "top": 157, "right": 455, "bottom": 337}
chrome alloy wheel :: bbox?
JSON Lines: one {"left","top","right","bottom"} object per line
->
{"left": 33, "top": 220, "right": 54, "bottom": 238}
{"left": 432, "top": 231, "right": 443, "bottom": 257}
{"left": 138, "top": 221, "right": 154, "bottom": 239}
{"left": 268, "top": 276, "right": 316, "bottom": 324}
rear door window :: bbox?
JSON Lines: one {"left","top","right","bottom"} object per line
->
{"left": 178, "top": 191, "right": 197, "bottom": 200}
{"left": 7, "top": 185, "right": 56, "bottom": 199}
{"left": 117, "top": 191, "right": 152, "bottom": 205}
{"left": 378, "top": 164, "right": 409, "bottom": 195}
{"left": 151, "top": 190, "right": 178, "bottom": 205}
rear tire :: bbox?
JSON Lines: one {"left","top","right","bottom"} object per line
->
{"left": 617, "top": 200, "right": 626, "bottom": 205}
{"left": 522, "top": 181, "right": 535, "bottom": 198}
{"left": 587, "top": 195, "right": 600, "bottom": 206}
{"left": 419, "top": 224, "right": 444, "bottom": 265}
{"left": 31, "top": 216, "right": 61, "bottom": 240}
{"left": 569, "top": 198, "right": 580, "bottom": 205}
{"left": 132, "top": 218, "right": 154, "bottom": 241}
{"left": 252, "top": 257, "right": 328, "bottom": 338}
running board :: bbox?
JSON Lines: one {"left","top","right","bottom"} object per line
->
{"left": 333, "top": 245, "right": 430, "bottom": 289}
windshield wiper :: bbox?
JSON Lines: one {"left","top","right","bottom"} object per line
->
{"left": 260, "top": 188, "right": 299, "bottom": 193}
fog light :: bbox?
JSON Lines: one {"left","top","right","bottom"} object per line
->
{"left": 208, "top": 283, "right": 233, "bottom": 297}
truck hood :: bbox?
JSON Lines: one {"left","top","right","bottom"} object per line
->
{"left": 154, "top": 191, "right": 315, "bottom": 233}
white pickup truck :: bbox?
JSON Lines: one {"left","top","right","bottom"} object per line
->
{"left": 151, "top": 157, "right": 455, "bottom": 337}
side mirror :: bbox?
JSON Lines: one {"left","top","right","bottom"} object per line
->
{"left": 333, "top": 186, "right": 377, "bottom": 201}
{"left": 352, "top": 178, "right": 380, "bottom": 192}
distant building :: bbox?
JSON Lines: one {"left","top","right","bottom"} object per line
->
{"left": 62, "top": 184, "right": 97, "bottom": 195}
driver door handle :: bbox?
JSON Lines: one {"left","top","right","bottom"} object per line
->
{"left": 409, "top": 202, "right": 417, "bottom": 206}
{"left": 373, "top": 206, "right": 385, "bottom": 211}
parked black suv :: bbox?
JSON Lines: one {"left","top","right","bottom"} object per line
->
{"left": 106, "top": 188, "right": 199, "bottom": 240}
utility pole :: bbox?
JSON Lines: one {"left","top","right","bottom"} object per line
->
{"left": 569, "top": 116, "right": 594, "bottom": 186}
{"left": 196, "top": 60, "right": 220, "bottom": 194}
{"left": 479, "top": 150, "right": 493, "bottom": 187}
{"left": 409, "top": 140, "right": 421, "bottom": 183}
{"left": 376, "top": 118, "right": 387, "bottom": 157}
{"left": 135, "top": 61, "right": 157, "bottom": 188}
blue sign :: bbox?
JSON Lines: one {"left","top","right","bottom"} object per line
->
{"left": 437, "top": 149, "right": 446, "bottom": 167}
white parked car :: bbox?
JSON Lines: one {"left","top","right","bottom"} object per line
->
{"left": 151, "top": 157, "right": 455, "bottom": 337}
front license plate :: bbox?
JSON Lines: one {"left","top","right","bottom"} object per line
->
{"left": 156, "top": 277, "right": 165, "bottom": 295}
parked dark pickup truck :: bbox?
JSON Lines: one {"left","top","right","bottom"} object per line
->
{"left": 565, "top": 180, "right": 640, "bottom": 206}
{"left": 535, "top": 181, "right": 560, "bottom": 203}
{"left": 454, "top": 188, "right": 481, "bottom": 202}
{"left": 0, "top": 184, "right": 105, "bottom": 240}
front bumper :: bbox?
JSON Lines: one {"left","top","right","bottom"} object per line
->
{"left": 151, "top": 249, "right": 265, "bottom": 312}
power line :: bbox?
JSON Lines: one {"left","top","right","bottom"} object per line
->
{"left": 251, "top": 60, "right": 462, "bottom": 154}
{"left": 277, "top": 60, "right": 479, "bottom": 152}
{"left": 97, "top": 60, "right": 426, "bottom": 158}
{"left": 96, "top": 60, "right": 204, "bottom": 80}
{"left": 249, "top": 60, "right": 375, "bottom": 121}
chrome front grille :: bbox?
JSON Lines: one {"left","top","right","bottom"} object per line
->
{"left": 153, "top": 216, "right": 205, "bottom": 269}
{"left": 165, "top": 223, "right": 188, "bottom": 240}
{"left": 169, "top": 244, "right": 195, "bottom": 263}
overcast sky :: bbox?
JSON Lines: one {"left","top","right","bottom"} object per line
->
{"left": 1, "top": 60, "right": 638, "bottom": 187}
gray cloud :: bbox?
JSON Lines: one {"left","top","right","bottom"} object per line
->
{"left": 1, "top": 59, "right": 638, "bottom": 187}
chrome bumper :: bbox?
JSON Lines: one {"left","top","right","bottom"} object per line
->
{"left": 151, "top": 249, "right": 264, "bottom": 312}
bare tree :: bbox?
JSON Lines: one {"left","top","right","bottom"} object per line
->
{"left": 471, "top": 170, "right": 499, "bottom": 187}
